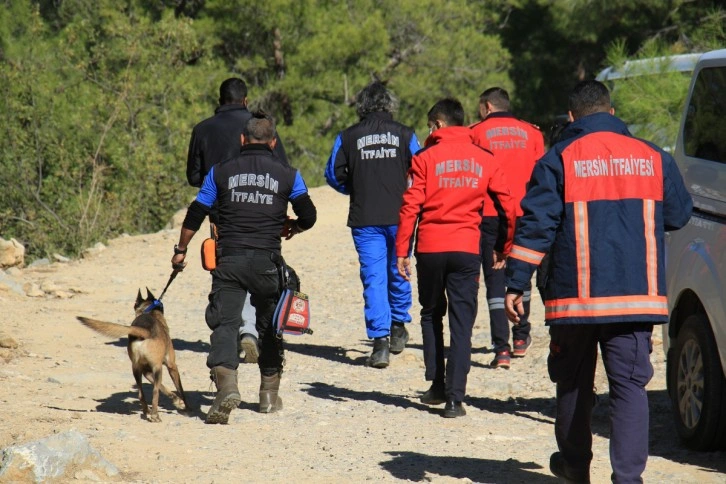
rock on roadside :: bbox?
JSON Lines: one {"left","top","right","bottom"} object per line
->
{"left": 0, "top": 430, "right": 119, "bottom": 483}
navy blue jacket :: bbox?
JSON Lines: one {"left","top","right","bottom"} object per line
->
{"left": 505, "top": 113, "right": 692, "bottom": 325}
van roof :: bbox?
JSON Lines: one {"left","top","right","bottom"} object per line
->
{"left": 697, "top": 49, "right": 726, "bottom": 63}
{"left": 596, "top": 53, "right": 703, "bottom": 81}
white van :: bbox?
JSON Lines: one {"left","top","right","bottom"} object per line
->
{"left": 664, "top": 49, "right": 726, "bottom": 450}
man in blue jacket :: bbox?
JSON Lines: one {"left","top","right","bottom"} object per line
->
{"left": 505, "top": 80, "right": 692, "bottom": 483}
{"left": 325, "top": 81, "right": 421, "bottom": 368}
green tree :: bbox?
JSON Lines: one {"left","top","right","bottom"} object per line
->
{"left": 500, "top": 0, "right": 725, "bottom": 131}
{"left": 0, "top": 1, "right": 216, "bottom": 259}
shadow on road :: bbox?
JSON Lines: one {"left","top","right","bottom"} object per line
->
{"left": 285, "top": 341, "right": 369, "bottom": 366}
{"left": 300, "top": 381, "right": 440, "bottom": 415}
{"left": 103, "top": 338, "right": 210, "bottom": 353}
{"left": 380, "top": 451, "right": 558, "bottom": 483}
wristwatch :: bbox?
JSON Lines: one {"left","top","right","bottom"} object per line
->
{"left": 174, "top": 244, "right": 187, "bottom": 255}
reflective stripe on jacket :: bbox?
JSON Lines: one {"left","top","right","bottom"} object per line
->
{"left": 505, "top": 112, "right": 692, "bottom": 325}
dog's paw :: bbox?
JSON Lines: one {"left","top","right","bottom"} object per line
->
{"left": 148, "top": 413, "right": 162, "bottom": 423}
{"left": 172, "top": 396, "right": 187, "bottom": 411}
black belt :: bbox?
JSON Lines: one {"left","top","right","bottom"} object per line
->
{"left": 221, "top": 247, "right": 282, "bottom": 263}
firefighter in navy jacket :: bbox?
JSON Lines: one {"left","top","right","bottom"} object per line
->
{"left": 325, "top": 81, "right": 421, "bottom": 368}
{"left": 470, "top": 87, "right": 545, "bottom": 368}
{"left": 504, "top": 81, "right": 692, "bottom": 482}
{"left": 396, "top": 98, "right": 516, "bottom": 417}
{"left": 173, "top": 112, "right": 316, "bottom": 423}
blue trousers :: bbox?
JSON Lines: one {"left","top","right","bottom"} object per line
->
{"left": 548, "top": 323, "right": 654, "bottom": 483}
{"left": 351, "top": 225, "right": 412, "bottom": 338}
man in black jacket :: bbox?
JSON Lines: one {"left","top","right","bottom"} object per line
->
{"left": 186, "top": 78, "right": 289, "bottom": 364}
{"left": 174, "top": 112, "right": 316, "bottom": 423}
{"left": 325, "top": 81, "right": 420, "bottom": 368}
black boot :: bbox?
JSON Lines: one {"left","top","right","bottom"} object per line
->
{"left": 368, "top": 337, "right": 390, "bottom": 368}
{"left": 420, "top": 381, "right": 446, "bottom": 405}
{"left": 549, "top": 452, "right": 590, "bottom": 483}
{"left": 389, "top": 322, "right": 409, "bottom": 354}
{"left": 206, "top": 366, "right": 241, "bottom": 424}
{"left": 259, "top": 372, "right": 283, "bottom": 413}
{"left": 443, "top": 399, "right": 466, "bottom": 418}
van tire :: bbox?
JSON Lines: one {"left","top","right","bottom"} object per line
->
{"left": 669, "top": 314, "right": 726, "bottom": 450}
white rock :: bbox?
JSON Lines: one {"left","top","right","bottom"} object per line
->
{"left": 0, "top": 238, "right": 25, "bottom": 268}
{"left": 0, "top": 430, "right": 119, "bottom": 482}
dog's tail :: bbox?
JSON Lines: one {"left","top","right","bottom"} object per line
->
{"left": 76, "top": 317, "right": 151, "bottom": 339}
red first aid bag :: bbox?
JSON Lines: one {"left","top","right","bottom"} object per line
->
{"left": 273, "top": 289, "right": 312, "bottom": 336}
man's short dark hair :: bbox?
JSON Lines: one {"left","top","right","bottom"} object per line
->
{"left": 219, "top": 78, "right": 247, "bottom": 105}
{"left": 569, "top": 80, "right": 611, "bottom": 119}
{"left": 428, "top": 98, "right": 465, "bottom": 127}
{"left": 356, "top": 81, "right": 398, "bottom": 118}
{"left": 244, "top": 111, "right": 276, "bottom": 143}
{"left": 479, "top": 87, "right": 510, "bottom": 111}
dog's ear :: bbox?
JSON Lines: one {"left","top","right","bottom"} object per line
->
{"left": 135, "top": 289, "right": 143, "bottom": 307}
{"left": 146, "top": 287, "right": 155, "bottom": 301}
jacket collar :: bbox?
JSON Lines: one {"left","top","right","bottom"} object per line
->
{"left": 240, "top": 143, "right": 274, "bottom": 155}
{"left": 560, "top": 112, "right": 630, "bottom": 142}
{"left": 425, "top": 126, "right": 474, "bottom": 147}
{"left": 485, "top": 111, "right": 515, "bottom": 120}
{"left": 361, "top": 112, "right": 394, "bottom": 122}
{"left": 215, "top": 103, "right": 248, "bottom": 115}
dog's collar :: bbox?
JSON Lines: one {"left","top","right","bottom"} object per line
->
{"left": 144, "top": 299, "right": 164, "bottom": 314}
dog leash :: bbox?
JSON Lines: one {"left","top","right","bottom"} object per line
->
{"left": 144, "top": 268, "right": 181, "bottom": 314}
{"left": 158, "top": 267, "right": 182, "bottom": 302}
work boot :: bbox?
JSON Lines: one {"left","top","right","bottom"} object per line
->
{"left": 206, "top": 366, "right": 241, "bottom": 424}
{"left": 389, "top": 322, "right": 409, "bottom": 354}
{"left": 239, "top": 333, "right": 260, "bottom": 364}
{"left": 259, "top": 372, "right": 283, "bottom": 413}
{"left": 368, "top": 337, "right": 390, "bottom": 368}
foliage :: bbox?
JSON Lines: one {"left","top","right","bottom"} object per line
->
{"left": 0, "top": 0, "right": 724, "bottom": 261}
{"left": 500, "top": 0, "right": 725, "bottom": 130}
{"left": 601, "top": 6, "right": 726, "bottom": 150}
{"left": 0, "top": 1, "right": 214, "bottom": 259}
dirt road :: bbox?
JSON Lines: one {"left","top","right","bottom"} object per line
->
{"left": 1, "top": 186, "right": 724, "bottom": 483}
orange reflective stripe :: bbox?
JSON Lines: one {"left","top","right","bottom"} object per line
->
{"left": 545, "top": 295, "right": 668, "bottom": 319}
{"left": 509, "top": 245, "right": 545, "bottom": 265}
{"left": 574, "top": 201, "right": 590, "bottom": 299}
{"left": 644, "top": 199, "right": 658, "bottom": 296}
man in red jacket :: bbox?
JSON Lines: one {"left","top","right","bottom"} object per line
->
{"left": 470, "top": 87, "right": 545, "bottom": 368}
{"left": 396, "top": 98, "right": 516, "bottom": 417}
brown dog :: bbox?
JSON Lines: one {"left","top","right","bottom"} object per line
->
{"left": 77, "top": 289, "right": 188, "bottom": 422}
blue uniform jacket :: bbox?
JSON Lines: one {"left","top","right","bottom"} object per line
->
{"left": 505, "top": 112, "right": 693, "bottom": 325}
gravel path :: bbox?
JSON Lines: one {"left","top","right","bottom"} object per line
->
{"left": 0, "top": 186, "right": 724, "bottom": 483}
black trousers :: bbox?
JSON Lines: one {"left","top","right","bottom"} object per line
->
{"left": 416, "top": 252, "right": 480, "bottom": 402}
{"left": 205, "top": 250, "right": 283, "bottom": 374}
{"left": 480, "top": 217, "right": 530, "bottom": 352}
{"left": 548, "top": 323, "right": 654, "bottom": 483}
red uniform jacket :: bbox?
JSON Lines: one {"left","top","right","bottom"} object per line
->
{"left": 470, "top": 112, "right": 544, "bottom": 217}
{"left": 396, "top": 126, "right": 516, "bottom": 257}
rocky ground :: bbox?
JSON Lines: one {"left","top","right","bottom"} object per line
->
{"left": 0, "top": 186, "right": 724, "bottom": 483}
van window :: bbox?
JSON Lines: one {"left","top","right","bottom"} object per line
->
{"left": 683, "top": 67, "right": 726, "bottom": 163}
